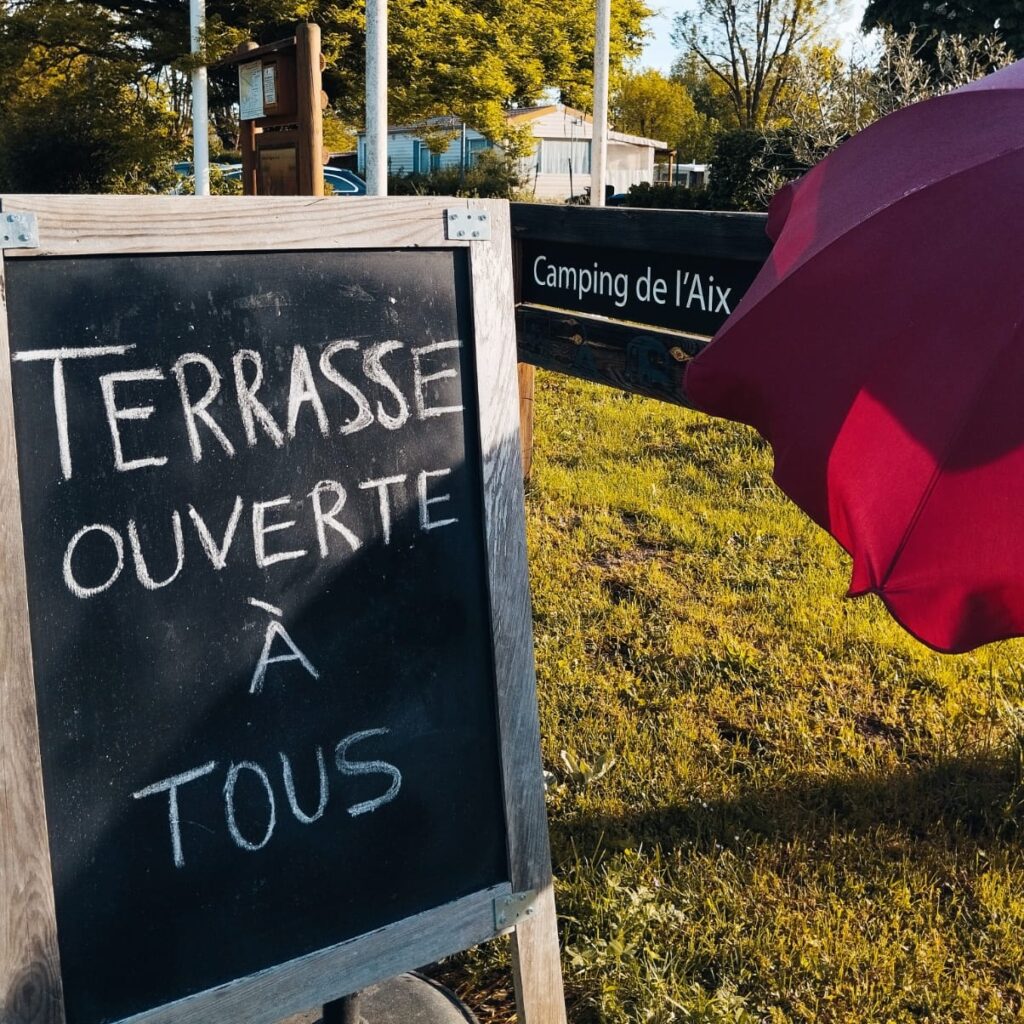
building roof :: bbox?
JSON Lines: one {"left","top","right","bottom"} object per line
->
{"left": 505, "top": 103, "right": 668, "bottom": 150}
{"left": 357, "top": 104, "right": 668, "bottom": 151}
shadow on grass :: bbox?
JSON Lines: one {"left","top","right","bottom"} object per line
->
{"left": 553, "top": 747, "right": 1024, "bottom": 858}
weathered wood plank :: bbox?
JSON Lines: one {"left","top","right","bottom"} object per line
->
{"left": 471, "top": 207, "right": 567, "bottom": 1024}
{"left": 119, "top": 886, "right": 511, "bottom": 1024}
{"left": 0, "top": 252, "right": 64, "bottom": 1024}
{"left": 516, "top": 304, "right": 707, "bottom": 408}
{"left": 510, "top": 203, "right": 771, "bottom": 261}
{"left": 0, "top": 195, "right": 464, "bottom": 257}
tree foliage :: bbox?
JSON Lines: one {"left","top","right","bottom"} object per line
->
{"left": 704, "top": 28, "right": 1015, "bottom": 211}
{"left": 672, "top": 0, "right": 837, "bottom": 130}
{"left": 862, "top": 0, "right": 1024, "bottom": 61}
{"left": 84, "top": 0, "right": 650, "bottom": 145}
{"left": 1, "top": 0, "right": 652, "bottom": 191}
{"left": 0, "top": 1, "right": 180, "bottom": 191}
{"left": 611, "top": 68, "right": 699, "bottom": 144}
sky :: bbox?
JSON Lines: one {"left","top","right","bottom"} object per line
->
{"left": 640, "top": 0, "right": 871, "bottom": 74}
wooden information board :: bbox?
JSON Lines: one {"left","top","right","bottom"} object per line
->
{"left": 0, "top": 196, "right": 565, "bottom": 1024}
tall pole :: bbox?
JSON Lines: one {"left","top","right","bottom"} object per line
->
{"left": 365, "top": 0, "right": 388, "bottom": 196}
{"left": 590, "top": 0, "right": 610, "bottom": 207}
{"left": 190, "top": 0, "right": 210, "bottom": 196}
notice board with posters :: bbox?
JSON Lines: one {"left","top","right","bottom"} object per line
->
{"left": 0, "top": 196, "right": 565, "bottom": 1024}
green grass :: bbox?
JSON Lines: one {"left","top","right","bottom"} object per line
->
{"left": 446, "top": 370, "right": 1024, "bottom": 1023}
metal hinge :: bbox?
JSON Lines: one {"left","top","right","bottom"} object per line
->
{"left": 1, "top": 212, "right": 38, "bottom": 250}
{"left": 494, "top": 889, "right": 537, "bottom": 930}
{"left": 446, "top": 208, "right": 491, "bottom": 241}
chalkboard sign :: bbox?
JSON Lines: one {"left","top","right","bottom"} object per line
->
{"left": 0, "top": 196, "right": 565, "bottom": 1024}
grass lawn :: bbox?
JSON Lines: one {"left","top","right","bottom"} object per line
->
{"left": 445, "top": 369, "right": 1024, "bottom": 1023}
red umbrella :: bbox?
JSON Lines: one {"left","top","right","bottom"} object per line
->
{"left": 684, "top": 60, "right": 1024, "bottom": 654}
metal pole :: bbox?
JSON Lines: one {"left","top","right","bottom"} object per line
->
{"left": 365, "top": 0, "right": 388, "bottom": 196}
{"left": 190, "top": 0, "right": 210, "bottom": 196}
{"left": 590, "top": 0, "right": 610, "bottom": 207}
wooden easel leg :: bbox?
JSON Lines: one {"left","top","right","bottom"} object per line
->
{"left": 510, "top": 883, "right": 566, "bottom": 1024}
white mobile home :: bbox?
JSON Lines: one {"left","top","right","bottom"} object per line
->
{"left": 357, "top": 105, "right": 667, "bottom": 199}
{"left": 507, "top": 104, "right": 667, "bottom": 200}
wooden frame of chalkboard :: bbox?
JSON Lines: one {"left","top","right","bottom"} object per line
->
{"left": 0, "top": 196, "right": 566, "bottom": 1024}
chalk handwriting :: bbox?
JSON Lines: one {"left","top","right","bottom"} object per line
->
{"left": 14, "top": 338, "right": 465, "bottom": 479}
{"left": 133, "top": 731, "right": 402, "bottom": 868}
{"left": 59, "top": 467, "right": 458, "bottom": 599}
{"left": 249, "top": 615, "right": 320, "bottom": 695}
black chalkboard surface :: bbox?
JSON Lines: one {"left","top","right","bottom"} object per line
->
{"left": 0, "top": 206, "right": 547, "bottom": 1024}
{"left": 6, "top": 248, "right": 508, "bottom": 1023}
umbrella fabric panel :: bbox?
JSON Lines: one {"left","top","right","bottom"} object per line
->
{"left": 878, "top": 321, "right": 1024, "bottom": 651}
{"left": 686, "top": 119, "right": 1024, "bottom": 653}
{"left": 743, "top": 86, "right": 1024, "bottom": 313}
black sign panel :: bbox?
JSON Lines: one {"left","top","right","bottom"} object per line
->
{"left": 519, "top": 239, "right": 761, "bottom": 336}
{"left": 5, "top": 250, "right": 507, "bottom": 1024}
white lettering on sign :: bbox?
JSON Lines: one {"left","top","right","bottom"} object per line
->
{"left": 334, "top": 728, "right": 403, "bottom": 817}
{"left": 189, "top": 497, "right": 245, "bottom": 571}
{"left": 15, "top": 332, "right": 465, "bottom": 879}
{"left": 252, "top": 495, "right": 307, "bottom": 568}
{"left": 280, "top": 747, "right": 329, "bottom": 824}
{"left": 132, "top": 761, "right": 218, "bottom": 868}
{"left": 224, "top": 760, "right": 277, "bottom": 851}
{"left": 55, "top": 465, "right": 461, "bottom": 599}
{"left": 309, "top": 480, "right": 361, "bottom": 557}
{"left": 12, "top": 345, "right": 136, "bottom": 480}
{"left": 172, "top": 353, "right": 237, "bottom": 461}
{"left": 528, "top": 256, "right": 739, "bottom": 319}
{"left": 358, "top": 475, "right": 406, "bottom": 545}
{"left": 362, "top": 341, "right": 410, "bottom": 430}
{"left": 249, "top": 617, "right": 320, "bottom": 695}
{"left": 417, "top": 468, "right": 458, "bottom": 532}
{"left": 411, "top": 340, "right": 464, "bottom": 419}
{"left": 99, "top": 368, "right": 169, "bottom": 473}
{"left": 320, "top": 340, "right": 374, "bottom": 435}
{"left": 63, "top": 522, "right": 125, "bottom": 598}
{"left": 234, "top": 349, "right": 285, "bottom": 450}
{"left": 132, "top": 730, "right": 401, "bottom": 868}
{"left": 16, "top": 338, "right": 467, "bottom": 478}
{"left": 532, "top": 255, "right": 629, "bottom": 308}
{"left": 128, "top": 511, "right": 185, "bottom": 590}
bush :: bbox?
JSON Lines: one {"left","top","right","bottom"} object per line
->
{"left": 619, "top": 182, "right": 714, "bottom": 210}
{"left": 387, "top": 149, "right": 524, "bottom": 199}
{"left": 705, "top": 128, "right": 805, "bottom": 211}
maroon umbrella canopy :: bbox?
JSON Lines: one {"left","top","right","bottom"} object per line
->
{"left": 685, "top": 60, "right": 1024, "bottom": 653}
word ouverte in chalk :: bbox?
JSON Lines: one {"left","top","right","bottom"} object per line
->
{"left": 60, "top": 469, "right": 460, "bottom": 599}
{"left": 133, "top": 728, "right": 403, "bottom": 869}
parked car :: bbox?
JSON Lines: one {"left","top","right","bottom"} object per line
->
{"left": 219, "top": 166, "right": 367, "bottom": 195}
{"left": 171, "top": 164, "right": 367, "bottom": 196}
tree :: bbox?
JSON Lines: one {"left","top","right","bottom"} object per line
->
{"left": 82, "top": 0, "right": 650, "bottom": 147}
{"left": 862, "top": 0, "right": 1024, "bottom": 61}
{"left": 0, "top": 1, "right": 181, "bottom": 192}
{"left": 714, "top": 28, "right": 1015, "bottom": 210}
{"left": 672, "top": 0, "right": 837, "bottom": 130}
{"left": 611, "top": 68, "right": 697, "bottom": 142}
